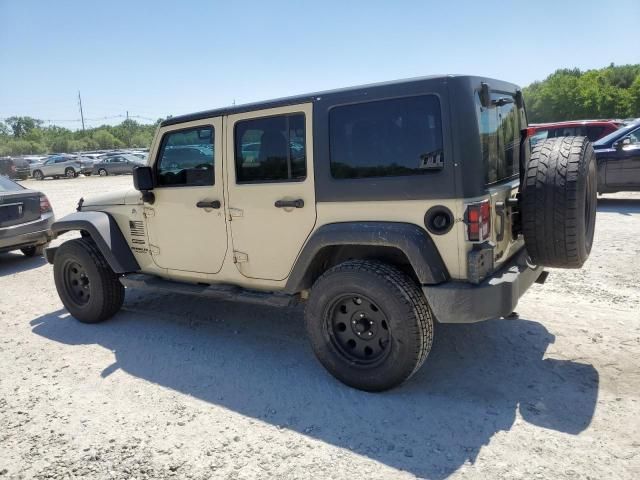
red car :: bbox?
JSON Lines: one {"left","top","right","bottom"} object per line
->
{"left": 530, "top": 120, "right": 621, "bottom": 145}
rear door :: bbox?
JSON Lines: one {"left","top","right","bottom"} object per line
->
{"left": 225, "top": 103, "right": 316, "bottom": 281}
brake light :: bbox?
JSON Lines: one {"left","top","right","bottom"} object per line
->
{"left": 524, "top": 127, "right": 537, "bottom": 138}
{"left": 466, "top": 200, "right": 491, "bottom": 241}
{"left": 40, "top": 195, "right": 52, "bottom": 214}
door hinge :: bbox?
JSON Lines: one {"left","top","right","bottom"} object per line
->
{"left": 148, "top": 244, "right": 160, "bottom": 255}
{"left": 233, "top": 251, "right": 248, "bottom": 263}
{"left": 228, "top": 208, "right": 243, "bottom": 220}
{"left": 143, "top": 207, "right": 155, "bottom": 218}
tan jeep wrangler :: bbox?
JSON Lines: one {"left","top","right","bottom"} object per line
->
{"left": 46, "top": 75, "right": 597, "bottom": 391}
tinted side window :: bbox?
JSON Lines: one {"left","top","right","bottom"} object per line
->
{"left": 234, "top": 114, "right": 306, "bottom": 183}
{"left": 586, "top": 126, "right": 605, "bottom": 141}
{"left": 157, "top": 127, "right": 214, "bottom": 186}
{"left": 330, "top": 95, "right": 443, "bottom": 179}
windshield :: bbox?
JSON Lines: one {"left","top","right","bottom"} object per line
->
{"left": 594, "top": 122, "right": 640, "bottom": 147}
{"left": 0, "top": 176, "right": 24, "bottom": 192}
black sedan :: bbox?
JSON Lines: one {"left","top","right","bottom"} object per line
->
{"left": 0, "top": 176, "right": 55, "bottom": 257}
{"left": 92, "top": 154, "right": 144, "bottom": 176}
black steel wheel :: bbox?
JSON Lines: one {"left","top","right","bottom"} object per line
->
{"left": 305, "top": 260, "right": 434, "bottom": 392}
{"left": 62, "top": 260, "right": 91, "bottom": 306}
{"left": 326, "top": 294, "right": 391, "bottom": 366}
{"left": 53, "top": 238, "right": 124, "bottom": 323}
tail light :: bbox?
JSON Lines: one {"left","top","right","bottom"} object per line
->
{"left": 466, "top": 200, "right": 491, "bottom": 242}
{"left": 524, "top": 127, "right": 537, "bottom": 138}
{"left": 40, "top": 195, "right": 53, "bottom": 214}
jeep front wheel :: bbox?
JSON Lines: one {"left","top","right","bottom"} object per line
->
{"left": 53, "top": 238, "right": 125, "bottom": 323}
{"left": 305, "top": 260, "right": 434, "bottom": 392}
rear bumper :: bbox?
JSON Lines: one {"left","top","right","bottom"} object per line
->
{"left": 422, "top": 248, "right": 543, "bottom": 323}
{"left": 0, "top": 213, "right": 55, "bottom": 252}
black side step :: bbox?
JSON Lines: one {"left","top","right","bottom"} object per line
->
{"left": 120, "top": 273, "right": 296, "bottom": 308}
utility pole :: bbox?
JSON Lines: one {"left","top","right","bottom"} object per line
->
{"left": 126, "top": 110, "right": 129, "bottom": 120}
{"left": 78, "top": 91, "right": 85, "bottom": 131}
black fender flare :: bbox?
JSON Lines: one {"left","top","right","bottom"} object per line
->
{"left": 284, "top": 221, "right": 449, "bottom": 293}
{"left": 47, "top": 211, "right": 139, "bottom": 273}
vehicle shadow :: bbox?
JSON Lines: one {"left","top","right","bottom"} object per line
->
{"left": 30, "top": 293, "right": 598, "bottom": 479}
{"left": 597, "top": 197, "right": 640, "bottom": 215}
{"left": 0, "top": 252, "right": 46, "bottom": 275}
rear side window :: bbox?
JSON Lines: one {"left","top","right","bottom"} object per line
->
{"left": 234, "top": 113, "right": 306, "bottom": 183}
{"left": 476, "top": 92, "right": 523, "bottom": 184}
{"left": 329, "top": 95, "right": 443, "bottom": 179}
{"left": 156, "top": 127, "right": 214, "bottom": 187}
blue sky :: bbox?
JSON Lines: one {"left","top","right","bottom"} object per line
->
{"left": 1, "top": 0, "right": 637, "bottom": 129}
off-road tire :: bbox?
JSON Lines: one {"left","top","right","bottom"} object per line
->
{"left": 21, "top": 243, "right": 47, "bottom": 257}
{"left": 33, "top": 170, "right": 43, "bottom": 180}
{"left": 53, "top": 238, "right": 125, "bottom": 323}
{"left": 521, "top": 136, "right": 597, "bottom": 268}
{"left": 305, "top": 260, "right": 434, "bottom": 392}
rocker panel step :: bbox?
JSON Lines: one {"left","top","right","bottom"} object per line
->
{"left": 120, "top": 273, "right": 295, "bottom": 308}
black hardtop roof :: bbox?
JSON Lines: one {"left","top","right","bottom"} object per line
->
{"left": 161, "top": 74, "right": 520, "bottom": 127}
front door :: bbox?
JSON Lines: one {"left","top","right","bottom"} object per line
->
{"left": 225, "top": 104, "right": 316, "bottom": 281}
{"left": 145, "top": 118, "right": 228, "bottom": 274}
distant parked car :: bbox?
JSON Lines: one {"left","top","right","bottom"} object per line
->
{"left": 530, "top": 120, "right": 621, "bottom": 145}
{"left": 30, "top": 155, "right": 92, "bottom": 180}
{"left": 593, "top": 121, "right": 640, "bottom": 194}
{"left": 0, "top": 176, "right": 55, "bottom": 257}
{"left": 92, "top": 154, "right": 144, "bottom": 176}
{"left": 0, "top": 157, "right": 30, "bottom": 180}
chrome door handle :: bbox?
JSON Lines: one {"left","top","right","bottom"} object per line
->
{"left": 274, "top": 199, "right": 304, "bottom": 208}
{"left": 196, "top": 200, "right": 221, "bottom": 209}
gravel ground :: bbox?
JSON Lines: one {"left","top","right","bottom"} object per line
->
{"left": 1, "top": 175, "right": 639, "bottom": 479}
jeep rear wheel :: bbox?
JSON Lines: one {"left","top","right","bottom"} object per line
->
{"left": 521, "top": 136, "right": 597, "bottom": 268}
{"left": 305, "top": 260, "right": 433, "bottom": 392}
{"left": 53, "top": 238, "right": 125, "bottom": 323}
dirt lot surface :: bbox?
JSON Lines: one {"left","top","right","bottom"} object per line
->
{"left": 1, "top": 175, "right": 639, "bottom": 479}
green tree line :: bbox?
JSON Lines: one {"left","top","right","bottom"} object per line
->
{"left": 0, "top": 117, "right": 162, "bottom": 156}
{"left": 523, "top": 64, "right": 640, "bottom": 123}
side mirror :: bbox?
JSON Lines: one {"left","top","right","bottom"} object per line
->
{"left": 133, "top": 166, "right": 154, "bottom": 191}
{"left": 133, "top": 166, "right": 155, "bottom": 204}
{"left": 615, "top": 137, "right": 631, "bottom": 150}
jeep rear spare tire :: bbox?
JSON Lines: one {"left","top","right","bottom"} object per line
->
{"left": 521, "top": 136, "right": 597, "bottom": 268}
{"left": 305, "top": 260, "right": 434, "bottom": 392}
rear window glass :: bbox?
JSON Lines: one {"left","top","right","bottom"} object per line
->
{"left": 329, "top": 95, "right": 444, "bottom": 179}
{"left": 0, "top": 176, "right": 23, "bottom": 192}
{"left": 476, "top": 92, "right": 523, "bottom": 184}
